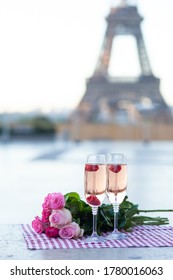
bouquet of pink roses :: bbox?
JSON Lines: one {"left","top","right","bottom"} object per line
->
{"left": 32, "top": 191, "right": 172, "bottom": 239}
{"left": 32, "top": 192, "right": 84, "bottom": 239}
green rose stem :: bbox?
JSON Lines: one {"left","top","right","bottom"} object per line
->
{"left": 135, "top": 209, "right": 173, "bottom": 226}
{"left": 138, "top": 209, "right": 173, "bottom": 213}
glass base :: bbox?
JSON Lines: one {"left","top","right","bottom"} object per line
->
{"left": 82, "top": 233, "right": 107, "bottom": 244}
{"left": 106, "top": 229, "right": 127, "bottom": 240}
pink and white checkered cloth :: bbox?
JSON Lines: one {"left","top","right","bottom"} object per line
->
{"left": 21, "top": 224, "right": 173, "bottom": 249}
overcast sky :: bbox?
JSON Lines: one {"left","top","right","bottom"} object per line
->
{"left": 0, "top": 0, "right": 173, "bottom": 113}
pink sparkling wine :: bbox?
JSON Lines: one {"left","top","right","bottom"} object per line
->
{"left": 107, "top": 164, "right": 127, "bottom": 204}
{"left": 84, "top": 164, "right": 106, "bottom": 206}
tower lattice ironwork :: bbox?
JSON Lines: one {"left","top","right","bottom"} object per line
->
{"left": 73, "top": 1, "right": 172, "bottom": 124}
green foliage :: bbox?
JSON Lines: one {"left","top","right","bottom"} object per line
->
{"left": 31, "top": 115, "right": 55, "bottom": 134}
{"left": 64, "top": 192, "right": 172, "bottom": 235}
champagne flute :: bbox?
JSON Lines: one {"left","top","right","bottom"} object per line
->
{"left": 106, "top": 153, "right": 127, "bottom": 239}
{"left": 84, "top": 154, "right": 107, "bottom": 243}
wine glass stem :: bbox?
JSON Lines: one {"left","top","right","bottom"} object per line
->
{"left": 113, "top": 202, "right": 119, "bottom": 232}
{"left": 92, "top": 206, "right": 98, "bottom": 235}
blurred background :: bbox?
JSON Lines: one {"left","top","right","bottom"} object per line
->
{"left": 0, "top": 0, "right": 173, "bottom": 225}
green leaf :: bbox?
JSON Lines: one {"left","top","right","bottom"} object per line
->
{"left": 64, "top": 192, "right": 81, "bottom": 202}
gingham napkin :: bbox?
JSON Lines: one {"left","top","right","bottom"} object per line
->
{"left": 21, "top": 224, "right": 173, "bottom": 249}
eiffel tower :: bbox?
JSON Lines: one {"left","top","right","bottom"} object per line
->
{"left": 73, "top": 0, "right": 172, "bottom": 124}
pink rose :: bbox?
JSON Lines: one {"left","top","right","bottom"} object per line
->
{"left": 42, "top": 193, "right": 51, "bottom": 209}
{"left": 41, "top": 209, "right": 51, "bottom": 223}
{"left": 59, "top": 222, "right": 84, "bottom": 239}
{"left": 49, "top": 208, "right": 72, "bottom": 229}
{"left": 32, "top": 216, "right": 44, "bottom": 234}
{"left": 45, "top": 226, "right": 59, "bottom": 238}
{"left": 42, "top": 192, "right": 65, "bottom": 210}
